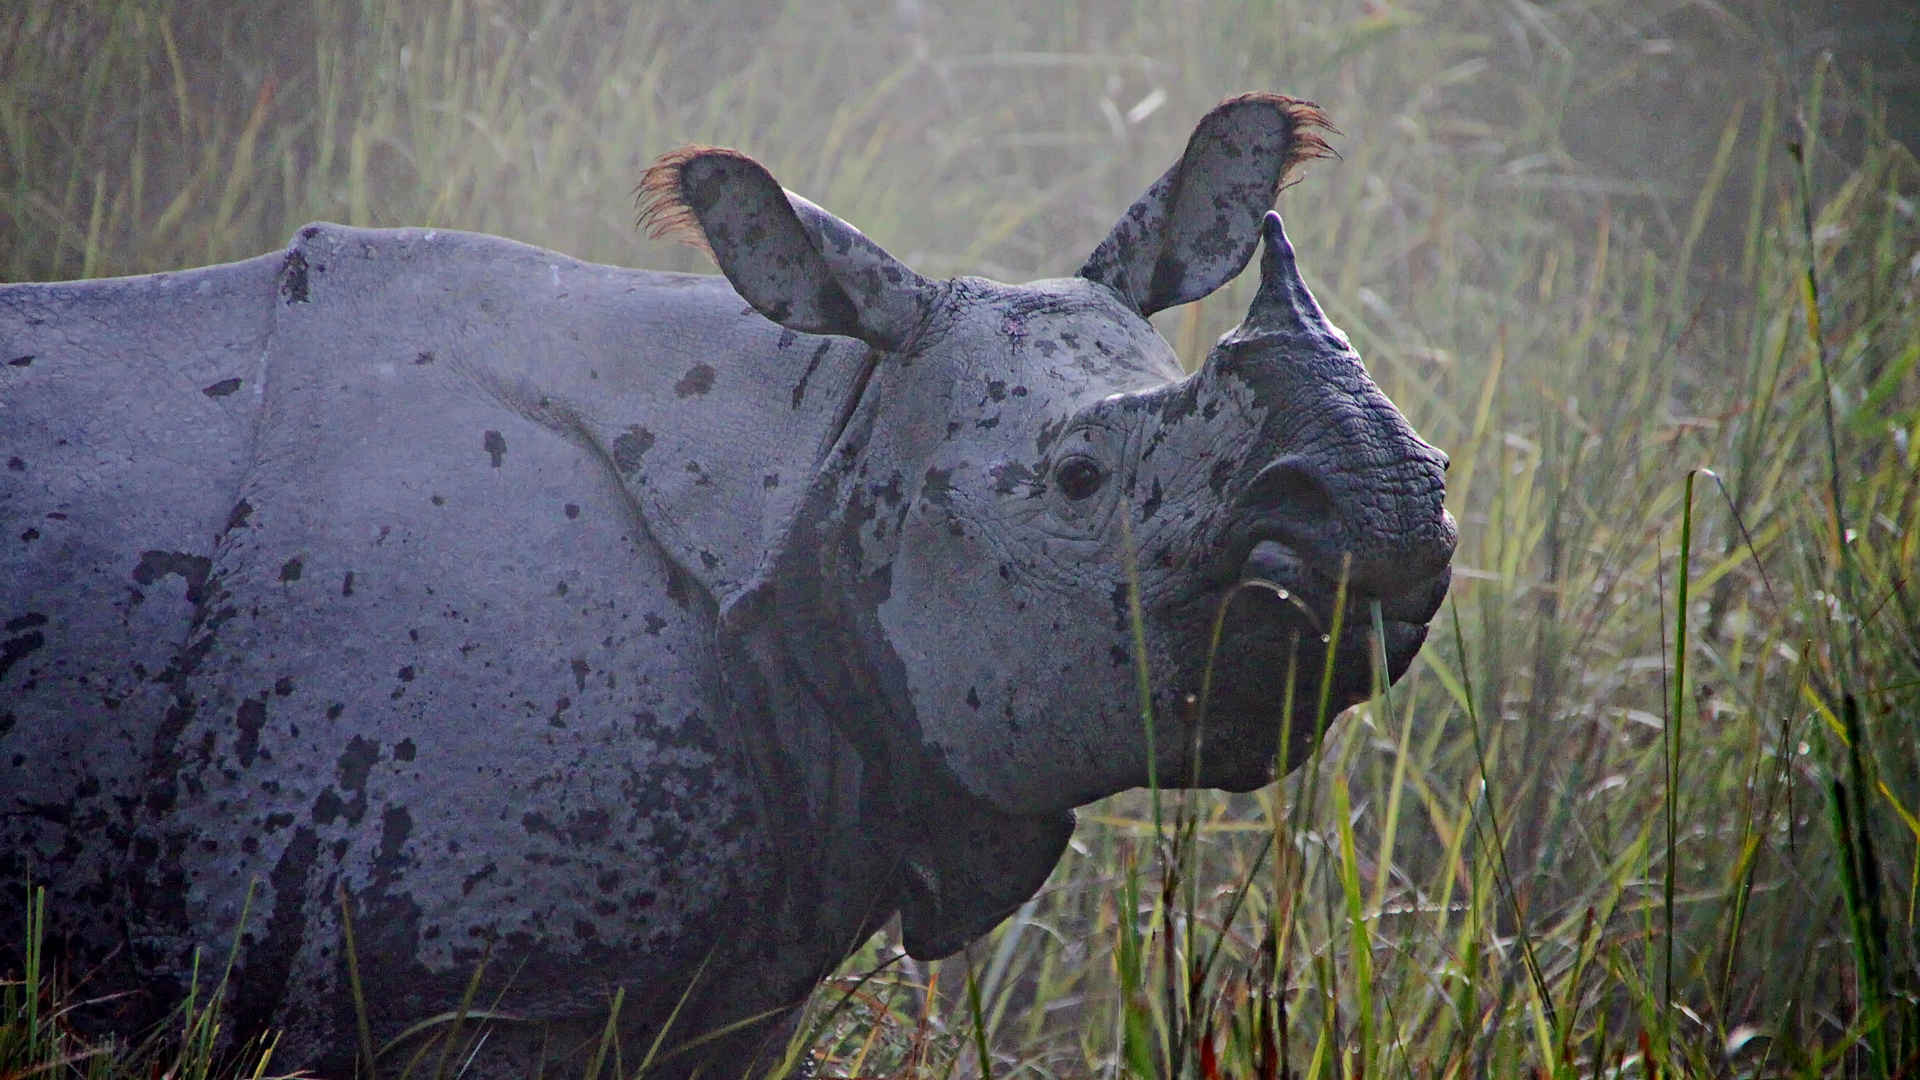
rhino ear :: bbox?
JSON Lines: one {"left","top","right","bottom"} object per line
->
{"left": 638, "top": 147, "right": 933, "bottom": 350}
{"left": 1077, "top": 93, "right": 1334, "bottom": 318}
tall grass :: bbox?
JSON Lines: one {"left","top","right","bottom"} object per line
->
{"left": 4, "top": 0, "right": 1918, "bottom": 1076}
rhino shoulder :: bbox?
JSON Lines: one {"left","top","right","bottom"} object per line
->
{"left": 275, "top": 222, "right": 873, "bottom": 602}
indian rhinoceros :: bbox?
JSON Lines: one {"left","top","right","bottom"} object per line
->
{"left": 0, "top": 93, "right": 1454, "bottom": 1077}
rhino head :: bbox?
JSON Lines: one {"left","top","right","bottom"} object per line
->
{"left": 641, "top": 93, "right": 1455, "bottom": 955}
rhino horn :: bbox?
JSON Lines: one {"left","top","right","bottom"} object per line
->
{"left": 1233, "top": 211, "right": 1345, "bottom": 349}
{"left": 637, "top": 146, "right": 934, "bottom": 349}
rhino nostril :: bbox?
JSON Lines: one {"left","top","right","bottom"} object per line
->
{"left": 1240, "top": 458, "right": 1337, "bottom": 520}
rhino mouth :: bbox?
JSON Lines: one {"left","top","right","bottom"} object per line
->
{"left": 1179, "top": 538, "right": 1450, "bottom": 791}
{"left": 1238, "top": 540, "right": 1450, "bottom": 647}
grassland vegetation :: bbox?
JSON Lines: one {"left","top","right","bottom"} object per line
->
{"left": 4, "top": 0, "right": 1918, "bottom": 1076}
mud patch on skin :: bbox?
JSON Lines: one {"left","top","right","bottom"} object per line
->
{"left": 521, "top": 807, "right": 613, "bottom": 847}
{"left": 791, "top": 341, "right": 831, "bottom": 408}
{"left": 131, "top": 552, "right": 213, "bottom": 605}
{"left": 336, "top": 736, "right": 380, "bottom": 790}
{"left": 235, "top": 697, "right": 268, "bottom": 767}
{"left": 312, "top": 736, "right": 382, "bottom": 826}
{"left": 0, "top": 625, "right": 46, "bottom": 683}
{"left": 280, "top": 249, "right": 310, "bottom": 303}
{"left": 225, "top": 826, "right": 319, "bottom": 1043}
{"left": 612, "top": 427, "right": 654, "bottom": 475}
{"left": 371, "top": 805, "right": 413, "bottom": 888}
{"left": 320, "top": 890, "right": 434, "bottom": 1073}
{"left": 673, "top": 363, "right": 716, "bottom": 398}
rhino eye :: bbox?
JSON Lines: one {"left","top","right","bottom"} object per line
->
{"left": 1055, "top": 456, "right": 1106, "bottom": 501}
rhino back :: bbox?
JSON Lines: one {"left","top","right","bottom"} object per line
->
{"left": 1, "top": 253, "right": 280, "bottom": 967}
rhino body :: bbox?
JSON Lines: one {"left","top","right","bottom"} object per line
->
{"left": 0, "top": 95, "right": 1454, "bottom": 1077}
{"left": 1, "top": 228, "right": 928, "bottom": 1071}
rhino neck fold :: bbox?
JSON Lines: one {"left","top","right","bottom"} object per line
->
{"left": 717, "top": 574, "right": 1072, "bottom": 961}
{"left": 717, "top": 398, "right": 1073, "bottom": 959}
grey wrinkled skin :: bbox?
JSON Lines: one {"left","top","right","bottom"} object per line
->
{"left": 0, "top": 94, "right": 1453, "bottom": 1078}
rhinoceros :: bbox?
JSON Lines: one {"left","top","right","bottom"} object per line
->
{"left": 0, "top": 93, "right": 1454, "bottom": 1077}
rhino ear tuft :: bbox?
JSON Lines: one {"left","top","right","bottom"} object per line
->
{"left": 637, "top": 147, "right": 931, "bottom": 349}
{"left": 1077, "top": 93, "right": 1335, "bottom": 318}
{"left": 634, "top": 146, "right": 722, "bottom": 259}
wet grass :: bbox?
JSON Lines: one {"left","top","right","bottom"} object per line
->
{"left": 4, "top": 0, "right": 1919, "bottom": 1076}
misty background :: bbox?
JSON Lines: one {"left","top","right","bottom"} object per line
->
{"left": 5, "top": 2, "right": 1920, "bottom": 1075}
{"left": 6, "top": 0, "right": 1914, "bottom": 294}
